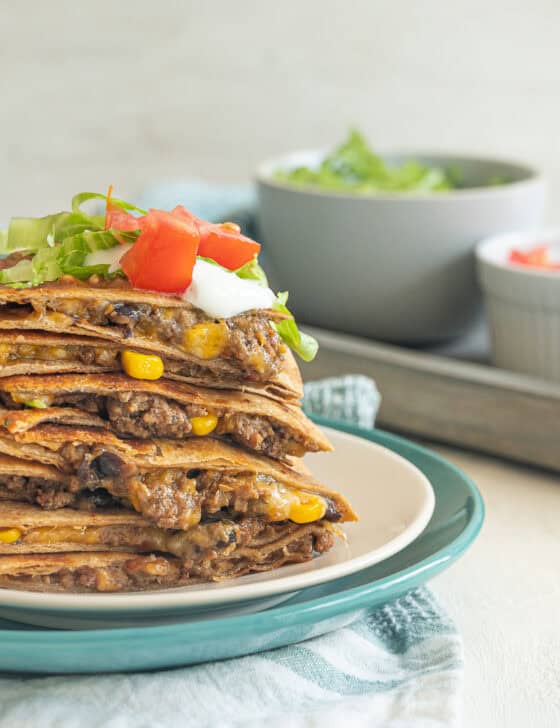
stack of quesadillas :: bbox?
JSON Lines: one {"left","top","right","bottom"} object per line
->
{"left": 0, "top": 193, "right": 357, "bottom": 592}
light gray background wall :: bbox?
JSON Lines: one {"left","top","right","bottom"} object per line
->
{"left": 1, "top": 0, "right": 558, "bottom": 217}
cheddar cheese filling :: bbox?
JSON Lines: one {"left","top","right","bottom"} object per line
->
{"left": 10, "top": 294, "right": 286, "bottom": 379}
{"left": 0, "top": 520, "right": 240, "bottom": 560}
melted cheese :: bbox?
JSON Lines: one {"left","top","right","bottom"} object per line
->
{"left": 262, "top": 484, "right": 327, "bottom": 523}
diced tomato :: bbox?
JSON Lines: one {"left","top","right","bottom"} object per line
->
{"left": 197, "top": 224, "right": 261, "bottom": 269}
{"left": 106, "top": 207, "right": 141, "bottom": 233}
{"left": 170, "top": 205, "right": 202, "bottom": 226}
{"left": 508, "top": 245, "right": 560, "bottom": 270}
{"left": 105, "top": 187, "right": 141, "bottom": 234}
{"left": 120, "top": 210, "right": 199, "bottom": 293}
{"left": 110, "top": 197, "right": 261, "bottom": 291}
{"left": 171, "top": 205, "right": 260, "bottom": 269}
{"left": 509, "top": 250, "right": 530, "bottom": 265}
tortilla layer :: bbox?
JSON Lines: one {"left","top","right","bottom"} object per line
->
{"left": 0, "top": 372, "right": 330, "bottom": 458}
{"left": 0, "top": 282, "right": 289, "bottom": 383}
{"left": 0, "top": 517, "right": 337, "bottom": 592}
{"left": 0, "top": 427, "right": 357, "bottom": 529}
{"left": 0, "top": 330, "right": 303, "bottom": 402}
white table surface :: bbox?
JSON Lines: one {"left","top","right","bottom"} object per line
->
{"left": 425, "top": 443, "right": 560, "bottom": 728}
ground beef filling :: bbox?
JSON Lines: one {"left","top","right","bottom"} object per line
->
{"left": 0, "top": 475, "right": 76, "bottom": 509}
{"left": 5, "top": 390, "right": 308, "bottom": 458}
{"left": 41, "top": 446, "right": 343, "bottom": 530}
{"left": 0, "top": 528, "right": 334, "bottom": 592}
{"left": 216, "top": 412, "right": 307, "bottom": 459}
{"left": 48, "top": 392, "right": 206, "bottom": 439}
{"left": 41, "top": 295, "right": 285, "bottom": 379}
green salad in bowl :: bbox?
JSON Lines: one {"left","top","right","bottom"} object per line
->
{"left": 257, "top": 137, "right": 544, "bottom": 343}
{"left": 275, "top": 130, "right": 508, "bottom": 194}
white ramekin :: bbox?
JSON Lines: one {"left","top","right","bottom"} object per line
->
{"left": 476, "top": 229, "right": 560, "bottom": 381}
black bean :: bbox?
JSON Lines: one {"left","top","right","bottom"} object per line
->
{"left": 108, "top": 302, "right": 143, "bottom": 326}
{"left": 88, "top": 488, "right": 117, "bottom": 508}
{"left": 90, "top": 452, "right": 126, "bottom": 478}
{"left": 113, "top": 302, "right": 142, "bottom": 318}
{"left": 324, "top": 498, "right": 342, "bottom": 522}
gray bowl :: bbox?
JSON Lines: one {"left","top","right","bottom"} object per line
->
{"left": 257, "top": 151, "right": 545, "bottom": 344}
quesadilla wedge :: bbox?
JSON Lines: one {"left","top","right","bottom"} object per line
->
{"left": 0, "top": 427, "right": 357, "bottom": 530}
{"left": 0, "top": 373, "right": 330, "bottom": 460}
{"left": 0, "top": 278, "right": 291, "bottom": 381}
{"left": 0, "top": 190, "right": 319, "bottom": 374}
{"left": 0, "top": 513, "right": 339, "bottom": 593}
{"left": 0, "top": 331, "right": 303, "bottom": 402}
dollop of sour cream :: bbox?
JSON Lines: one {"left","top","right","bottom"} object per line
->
{"left": 84, "top": 243, "right": 134, "bottom": 273}
{"left": 183, "top": 259, "right": 276, "bottom": 318}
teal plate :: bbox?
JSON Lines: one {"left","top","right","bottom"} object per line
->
{"left": 0, "top": 417, "right": 484, "bottom": 674}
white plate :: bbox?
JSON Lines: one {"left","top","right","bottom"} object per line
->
{"left": 0, "top": 427, "right": 435, "bottom": 626}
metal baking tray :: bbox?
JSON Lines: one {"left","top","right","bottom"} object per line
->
{"left": 301, "top": 323, "right": 560, "bottom": 472}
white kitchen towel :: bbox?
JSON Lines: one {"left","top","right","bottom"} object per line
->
{"left": 0, "top": 375, "right": 462, "bottom": 728}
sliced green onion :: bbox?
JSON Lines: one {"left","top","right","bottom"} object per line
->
{"left": 24, "top": 399, "right": 49, "bottom": 409}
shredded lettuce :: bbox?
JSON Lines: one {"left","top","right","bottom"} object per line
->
{"left": 71, "top": 192, "right": 146, "bottom": 219}
{"left": 0, "top": 228, "right": 139, "bottom": 287}
{"left": 0, "top": 191, "right": 141, "bottom": 287}
{"left": 275, "top": 129, "right": 455, "bottom": 194}
{"left": 0, "top": 258, "right": 34, "bottom": 284}
{"left": 0, "top": 191, "right": 318, "bottom": 361}
{"left": 0, "top": 192, "right": 144, "bottom": 256}
{"left": 273, "top": 291, "right": 318, "bottom": 362}
{"left": 3, "top": 212, "right": 100, "bottom": 253}
{"left": 235, "top": 258, "right": 269, "bottom": 286}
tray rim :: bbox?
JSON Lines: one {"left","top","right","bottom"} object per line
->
{"left": 304, "top": 324, "right": 560, "bottom": 398}
{"left": 0, "top": 416, "right": 485, "bottom": 645}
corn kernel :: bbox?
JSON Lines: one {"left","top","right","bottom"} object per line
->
{"left": 143, "top": 559, "right": 171, "bottom": 576}
{"left": 190, "top": 415, "right": 219, "bottom": 436}
{"left": 96, "top": 568, "right": 119, "bottom": 592}
{"left": 0, "top": 528, "right": 22, "bottom": 544}
{"left": 289, "top": 495, "right": 326, "bottom": 524}
{"left": 121, "top": 350, "right": 164, "bottom": 380}
{"left": 182, "top": 322, "right": 227, "bottom": 360}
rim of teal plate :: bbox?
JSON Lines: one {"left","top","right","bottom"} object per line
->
{"left": 0, "top": 417, "right": 485, "bottom": 644}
